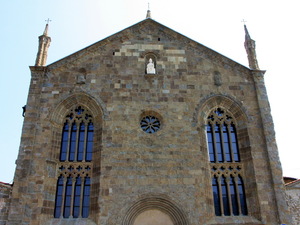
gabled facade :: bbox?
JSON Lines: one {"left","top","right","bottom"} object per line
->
{"left": 2, "top": 16, "right": 292, "bottom": 224}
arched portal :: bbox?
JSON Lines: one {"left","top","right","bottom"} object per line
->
{"left": 122, "top": 195, "right": 189, "bottom": 225}
{"left": 133, "top": 209, "right": 174, "bottom": 225}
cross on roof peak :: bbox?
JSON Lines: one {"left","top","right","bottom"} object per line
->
{"left": 45, "top": 18, "right": 52, "bottom": 24}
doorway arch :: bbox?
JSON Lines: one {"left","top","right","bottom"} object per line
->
{"left": 122, "top": 195, "right": 189, "bottom": 225}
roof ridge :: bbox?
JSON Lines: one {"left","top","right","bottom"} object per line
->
{"left": 285, "top": 178, "right": 300, "bottom": 186}
{"left": 0, "top": 181, "right": 12, "bottom": 186}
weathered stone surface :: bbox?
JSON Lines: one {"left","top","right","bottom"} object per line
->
{"left": 0, "top": 182, "right": 12, "bottom": 224}
{"left": 2, "top": 18, "right": 294, "bottom": 224}
{"left": 286, "top": 180, "right": 300, "bottom": 225}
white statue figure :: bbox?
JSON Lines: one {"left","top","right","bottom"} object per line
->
{"left": 146, "top": 58, "right": 156, "bottom": 74}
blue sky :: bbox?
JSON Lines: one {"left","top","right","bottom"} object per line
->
{"left": 1, "top": 0, "right": 299, "bottom": 183}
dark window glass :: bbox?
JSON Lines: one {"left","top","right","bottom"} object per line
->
{"left": 221, "top": 176, "right": 230, "bottom": 216}
{"left": 222, "top": 124, "right": 232, "bottom": 162}
{"left": 230, "top": 176, "right": 239, "bottom": 215}
{"left": 60, "top": 122, "right": 69, "bottom": 162}
{"left": 207, "top": 109, "right": 247, "bottom": 217}
{"left": 215, "top": 124, "right": 224, "bottom": 162}
{"left": 206, "top": 124, "right": 215, "bottom": 162}
{"left": 63, "top": 177, "right": 73, "bottom": 218}
{"left": 206, "top": 109, "right": 241, "bottom": 163}
{"left": 82, "top": 177, "right": 91, "bottom": 218}
{"left": 77, "top": 123, "right": 85, "bottom": 161}
{"left": 86, "top": 122, "right": 94, "bottom": 162}
{"left": 238, "top": 176, "right": 248, "bottom": 215}
{"left": 230, "top": 124, "right": 240, "bottom": 162}
{"left": 55, "top": 106, "right": 94, "bottom": 219}
{"left": 140, "top": 115, "right": 161, "bottom": 133}
{"left": 54, "top": 176, "right": 64, "bottom": 218}
{"left": 212, "top": 176, "right": 221, "bottom": 216}
{"left": 69, "top": 122, "right": 77, "bottom": 161}
{"left": 215, "top": 108, "right": 223, "bottom": 116}
{"left": 73, "top": 177, "right": 81, "bottom": 218}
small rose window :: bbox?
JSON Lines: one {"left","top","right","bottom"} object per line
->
{"left": 140, "top": 115, "right": 161, "bottom": 133}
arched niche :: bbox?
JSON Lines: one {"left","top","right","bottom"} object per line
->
{"left": 144, "top": 52, "right": 157, "bottom": 74}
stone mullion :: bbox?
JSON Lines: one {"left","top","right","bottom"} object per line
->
{"left": 74, "top": 121, "right": 80, "bottom": 162}
{"left": 211, "top": 123, "right": 219, "bottom": 163}
{"left": 219, "top": 122, "right": 227, "bottom": 162}
{"left": 82, "top": 121, "right": 88, "bottom": 162}
{"left": 226, "top": 122, "right": 235, "bottom": 162}
{"left": 69, "top": 177, "right": 76, "bottom": 218}
{"left": 226, "top": 176, "right": 233, "bottom": 216}
{"left": 66, "top": 120, "right": 72, "bottom": 161}
{"left": 79, "top": 175, "right": 85, "bottom": 218}
{"left": 234, "top": 176, "right": 242, "bottom": 215}
{"left": 60, "top": 176, "right": 67, "bottom": 218}
{"left": 217, "top": 176, "right": 224, "bottom": 216}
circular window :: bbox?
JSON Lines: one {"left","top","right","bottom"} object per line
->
{"left": 140, "top": 115, "right": 161, "bottom": 133}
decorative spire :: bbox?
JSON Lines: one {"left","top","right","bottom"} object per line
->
{"left": 146, "top": 3, "right": 151, "bottom": 19}
{"left": 43, "top": 19, "right": 51, "bottom": 36}
{"left": 35, "top": 19, "right": 51, "bottom": 66}
{"left": 243, "top": 23, "right": 260, "bottom": 70}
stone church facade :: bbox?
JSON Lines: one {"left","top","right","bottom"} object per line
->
{"left": 0, "top": 13, "right": 294, "bottom": 225}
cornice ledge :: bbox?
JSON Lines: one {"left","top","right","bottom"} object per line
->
{"left": 29, "top": 66, "right": 48, "bottom": 72}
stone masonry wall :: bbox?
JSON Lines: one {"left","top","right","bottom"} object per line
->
{"left": 0, "top": 182, "right": 12, "bottom": 225}
{"left": 7, "top": 19, "right": 290, "bottom": 224}
{"left": 286, "top": 182, "right": 300, "bottom": 225}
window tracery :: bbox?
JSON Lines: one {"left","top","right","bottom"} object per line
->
{"left": 140, "top": 115, "right": 161, "bottom": 133}
{"left": 206, "top": 108, "right": 240, "bottom": 163}
{"left": 206, "top": 108, "right": 247, "bottom": 216}
{"left": 54, "top": 106, "right": 93, "bottom": 218}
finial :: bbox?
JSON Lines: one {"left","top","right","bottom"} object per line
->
{"left": 35, "top": 19, "right": 52, "bottom": 66}
{"left": 146, "top": 3, "right": 151, "bottom": 19}
{"left": 43, "top": 18, "right": 51, "bottom": 36}
{"left": 243, "top": 22, "right": 259, "bottom": 70}
{"left": 241, "top": 19, "right": 247, "bottom": 25}
{"left": 45, "top": 18, "right": 52, "bottom": 24}
{"left": 242, "top": 19, "right": 251, "bottom": 40}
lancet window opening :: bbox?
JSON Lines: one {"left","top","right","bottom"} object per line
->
{"left": 206, "top": 108, "right": 247, "bottom": 216}
{"left": 54, "top": 106, "right": 93, "bottom": 219}
{"left": 206, "top": 108, "right": 240, "bottom": 163}
{"left": 59, "top": 106, "right": 94, "bottom": 162}
{"left": 212, "top": 174, "right": 247, "bottom": 216}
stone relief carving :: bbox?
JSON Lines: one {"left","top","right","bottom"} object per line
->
{"left": 214, "top": 71, "right": 222, "bottom": 86}
{"left": 76, "top": 74, "right": 86, "bottom": 84}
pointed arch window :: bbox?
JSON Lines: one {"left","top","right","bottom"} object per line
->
{"left": 54, "top": 106, "right": 93, "bottom": 218}
{"left": 206, "top": 108, "right": 240, "bottom": 163}
{"left": 207, "top": 108, "right": 247, "bottom": 216}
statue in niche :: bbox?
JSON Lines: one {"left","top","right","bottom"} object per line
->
{"left": 146, "top": 58, "right": 156, "bottom": 74}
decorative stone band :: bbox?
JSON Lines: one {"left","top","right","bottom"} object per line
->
{"left": 57, "top": 162, "right": 92, "bottom": 178}
{"left": 210, "top": 163, "right": 243, "bottom": 177}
